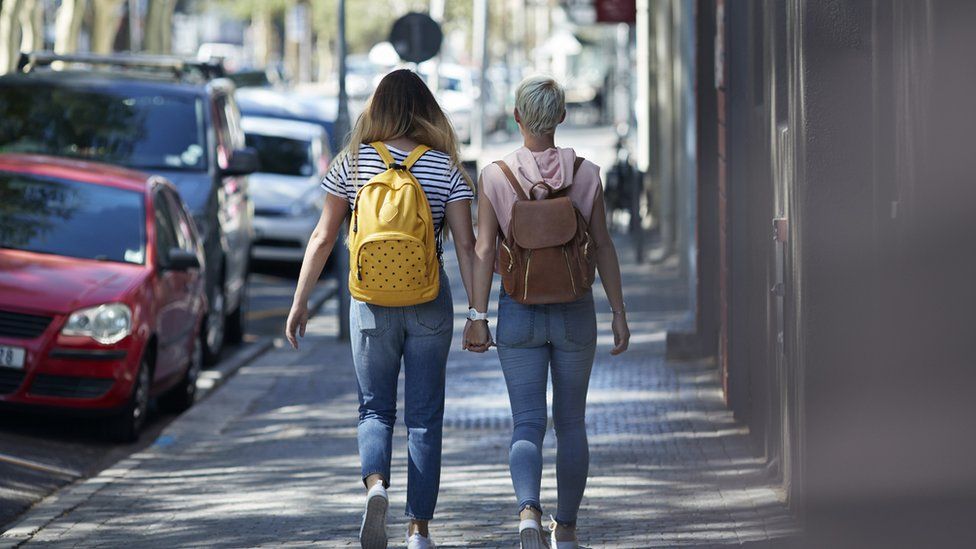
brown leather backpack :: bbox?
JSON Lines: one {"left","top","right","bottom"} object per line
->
{"left": 495, "top": 158, "right": 596, "bottom": 305}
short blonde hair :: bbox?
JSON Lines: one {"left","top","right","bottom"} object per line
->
{"left": 515, "top": 75, "right": 565, "bottom": 135}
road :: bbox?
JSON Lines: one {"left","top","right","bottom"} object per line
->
{"left": 0, "top": 260, "right": 336, "bottom": 529}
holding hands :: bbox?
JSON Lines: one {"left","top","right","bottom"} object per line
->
{"left": 462, "top": 319, "right": 493, "bottom": 353}
{"left": 461, "top": 312, "right": 630, "bottom": 356}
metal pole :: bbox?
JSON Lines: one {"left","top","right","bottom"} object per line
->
{"left": 471, "top": 0, "right": 488, "bottom": 153}
{"left": 335, "top": 0, "right": 351, "bottom": 341}
{"left": 634, "top": 0, "right": 652, "bottom": 263}
{"left": 299, "top": 0, "right": 312, "bottom": 83}
{"left": 427, "top": 0, "right": 445, "bottom": 92}
{"left": 533, "top": 0, "right": 549, "bottom": 72}
{"left": 128, "top": 0, "right": 141, "bottom": 52}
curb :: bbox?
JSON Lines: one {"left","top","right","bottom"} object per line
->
{"left": 0, "top": 281, "right": 339, "bottom": 547}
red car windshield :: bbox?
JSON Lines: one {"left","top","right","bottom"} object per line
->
{"left": 0, "top": 172, "right": 146, "bottom": 264}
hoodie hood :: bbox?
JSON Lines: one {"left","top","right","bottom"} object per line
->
{"left": 512, "top": 147, "right": 579, "bottom": 199}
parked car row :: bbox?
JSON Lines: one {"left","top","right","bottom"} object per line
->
{"left": 0, "top": 52, "right": 334, "bottom": 440}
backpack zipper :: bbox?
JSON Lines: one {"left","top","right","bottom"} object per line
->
{"left": 563, "top": 248, "right": 576, "bottom": 294}
{"left": 500, "top": 241, "right": 514, "bottom": 272}
{"left": 522, "top": 250, "right": 532, "bottom": 301}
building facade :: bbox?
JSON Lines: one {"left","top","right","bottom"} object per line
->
{"left": 659, "top": 0, "right": 976, "bottom": 541}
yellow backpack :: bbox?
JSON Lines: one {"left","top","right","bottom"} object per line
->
{"left": 347, "top": 142, "right": 439, "bottom": 307}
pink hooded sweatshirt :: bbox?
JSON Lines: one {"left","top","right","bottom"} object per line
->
{"left": 481, "top": 146, "right": 602, "bottom": 241}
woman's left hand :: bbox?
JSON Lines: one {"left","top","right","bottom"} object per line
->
{"left": 285, "top": 301, "right": 309, "bottom": 350}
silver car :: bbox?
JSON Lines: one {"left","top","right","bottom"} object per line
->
{"left": 242, "top": 116, "right": 330, "bottom": 263}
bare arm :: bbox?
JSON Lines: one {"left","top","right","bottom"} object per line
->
{"left": 589, "top": 185, "right": 630, "bottom": 355}
{"left": 466, "top": 178, "right": 499, "bottom": 351}
{"left": 445, "top": 199, "right": 476, "bottom": 307}
{"left": 472, "top": 179, "right": 499, "bottom": 314}
{"left": 286, "top": 193, "right": 349, "bottom": 349}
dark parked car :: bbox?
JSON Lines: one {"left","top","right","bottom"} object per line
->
{"left": 0, "top": 52, "right": 258, "bottom": 363}
{"left": 235, "top": 87, "right": 338, "bottom": 154}
{"left": 0, "top": 154, "right": 207, "bottom": 440}
{"left": 242, "top": 116, "right": 330, "bottom": 264}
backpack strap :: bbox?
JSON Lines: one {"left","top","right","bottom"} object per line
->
{"left": 370, "top": 141, "right": 396, "bottom": 168}
{"left": 403, "top": 145, "right": 431, "bottom": 169}
{"left": 493, "top": 160, "right": 529, "bottom": 201}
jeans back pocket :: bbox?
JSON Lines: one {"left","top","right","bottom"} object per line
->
{"left": 414, "top": 283, "right": 451, "bottom": 332}
{"left": 353, "top": 299, "right": 390, "bottom": 336}
{"left": 559, "top": 295, "right": 596, "bottom": 348}
{"left": 496, "top": 293, "right": 536, "bottom": 347}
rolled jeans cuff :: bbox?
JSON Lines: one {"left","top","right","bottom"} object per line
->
{"left": 362, "top": 472, "right": 389, "bottom": 489}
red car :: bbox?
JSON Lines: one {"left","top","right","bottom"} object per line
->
{"left": 0, "top": 154, "right": 207, "bottom": 440}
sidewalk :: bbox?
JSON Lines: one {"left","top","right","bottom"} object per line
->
{"left": 1, "top": 236, "right": 796, "bottom": 548}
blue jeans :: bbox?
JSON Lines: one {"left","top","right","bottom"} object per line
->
{"left": 495, "top": 289, "right": 597, "bottom": 527}
{"left": 350, "top": 276, "right": 453, "bottom": 521}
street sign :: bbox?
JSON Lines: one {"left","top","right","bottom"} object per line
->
{"left": 595, "top": 0, "right": 636, "bottom": 23}
{"left": 389, "top": 12, "right": 443, "bottom": 63}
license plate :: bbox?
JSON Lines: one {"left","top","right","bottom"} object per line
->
{"left": 0, "top": 345, "right": 25, "bottom": 369}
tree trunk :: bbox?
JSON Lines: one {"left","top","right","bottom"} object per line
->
{"left": 19, "top": 0, "right": 42, "bottom": 53}
{"left": 0, "top": 0, "right": 27, "bottom": 74}
{"left": 54, "top": 0, "right": 88, "bottom": 55}
{"left": 251, "top": 7, "right": 274, "bottom": 69}
{"left": 91, "top": 0, "right": 125, "bottom": 54}
{"left": 144, "top": 0, "right": 175, "bottom": 54}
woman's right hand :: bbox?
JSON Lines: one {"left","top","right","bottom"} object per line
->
{"left": 463, "top": 319, "right": 493, "bottom": 353}
{"left": 610, "top": 313, "right": 630, "bottom": 355}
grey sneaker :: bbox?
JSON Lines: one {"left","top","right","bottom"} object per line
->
{"left": 359, "top": 483, "right": 388, "bottom": 549}
{"left": 549, "top": 517, "right": 579, "bottom": 549}
{"left": 519, "top": 518, "right": 549, "bottom": 549}
{"left": 406, "top": 533, "right": 436, "bottom": 549}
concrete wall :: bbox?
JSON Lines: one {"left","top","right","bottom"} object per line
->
{"left": 689, "top": 0, "right": 976, "bottom": 542}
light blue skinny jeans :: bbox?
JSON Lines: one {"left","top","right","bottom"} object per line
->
{"left": 349, "top": 274, "right": 453, "bottom": 521}
{"left": 495, "top": 288, "right": 597, "bottom": 527}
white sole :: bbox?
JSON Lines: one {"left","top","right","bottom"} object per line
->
{"left": 519, "top": 527, "right": 546, "bottom": 549}
{"left": 359, "top": 492, "right": 388, "bottom": 549}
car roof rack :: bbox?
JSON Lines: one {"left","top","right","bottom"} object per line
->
{"left": 16, "top": 51, "right": 226, "bottom": 82}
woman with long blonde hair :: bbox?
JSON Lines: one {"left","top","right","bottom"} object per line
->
{"left": 286, "top": 69, "right": 477, "bottom": 549}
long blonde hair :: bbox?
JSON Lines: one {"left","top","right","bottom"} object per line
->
{"left": 341, "top": 69, "right": 472, "bottom": 189}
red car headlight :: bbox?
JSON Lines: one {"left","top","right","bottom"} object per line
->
{"left": 61, "top": 303, "right": 132, "bottom": 345}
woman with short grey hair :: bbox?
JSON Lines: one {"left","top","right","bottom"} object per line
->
{"left": 466, "top": 75, "right": 630, "bottom": 549}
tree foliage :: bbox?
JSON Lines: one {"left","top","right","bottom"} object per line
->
{"left": 217, "top": 0, "right": 499, "bottom": 56}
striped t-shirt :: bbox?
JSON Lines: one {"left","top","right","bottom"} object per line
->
{"left": 321, "top": 143, "right": 474, "bottom": 232}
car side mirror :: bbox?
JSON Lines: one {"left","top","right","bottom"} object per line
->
{"left": 165, "top": 248, "right": 200, "bottom": 271}
{"left": 221, "top": 147, "right": 261, "bottom": 176}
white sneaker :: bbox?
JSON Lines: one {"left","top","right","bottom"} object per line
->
{"left": 519, "top": 518, "right": 549, "bottom": 549}
{"left": 406, "top": 533, "right": 436, "bottom": 549}
{"left": 359, "top": 483, "right": 388, "bottom": 549}
{"left": 549, "top": 517, "right": 579, "bottom": 549}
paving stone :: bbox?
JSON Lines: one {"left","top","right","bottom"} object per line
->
{"left": 7, "top": 239, "right": 796, "bottom": 548}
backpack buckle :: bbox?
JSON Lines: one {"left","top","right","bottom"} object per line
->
{"left": 388, "top": 162, "right": 407, "bottom": 171}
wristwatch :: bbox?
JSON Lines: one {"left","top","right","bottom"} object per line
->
{"left": 467, "top": 308, "right": 488, "bottom": 321}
